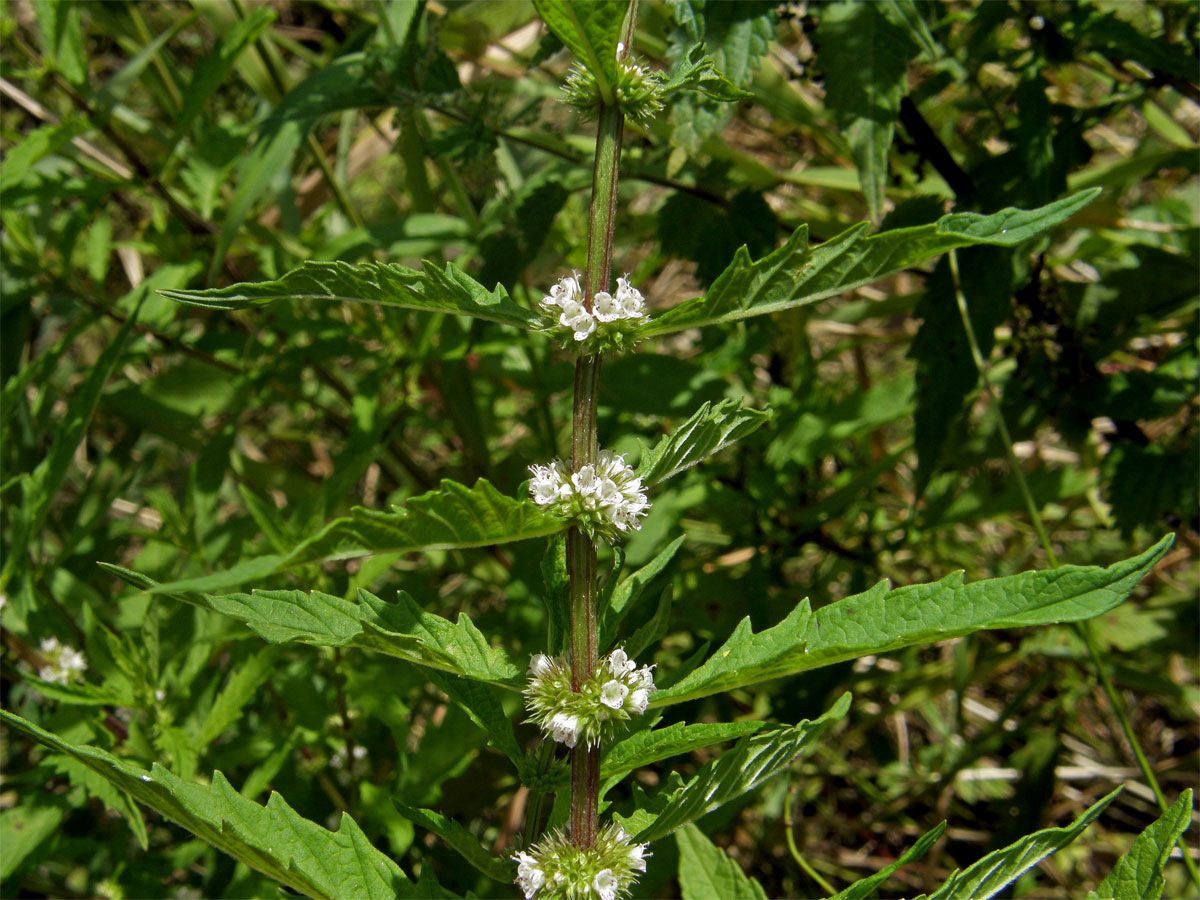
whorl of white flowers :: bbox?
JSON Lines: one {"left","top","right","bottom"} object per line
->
{"left": 539, "top": 274, "right": 648, "bottom": 353}
{"left": 513, "top": 822, "right": 649, "bottom": 900}
{"left": 528, "top": 450, "right": 649, "bottom": 542}
{"left": 38, "top": 637, "right": 87, "bottom": 685}
{"left": 525, "top": 649, "right": 655, "bottom": 750}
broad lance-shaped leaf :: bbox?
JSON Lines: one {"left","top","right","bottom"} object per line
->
{"left": 830, "top": 821, "right": 947, "bottom": 900}
{"left": 1089, "top": 789, "right": 1193, "bottom": 900}
{"left": 600, "top": 720, "right": 767, "bottom": 792}
{"left": 392, "top": 802, "right": 512, "bottom": 884}
{"left": 101, "top": 567, "right": 524, "bottom": 689}
{"left": 619, "top": 693, "right": 851, "bottom": 844}
{"left": 121, "top": 479, "right": 567, "bottom": 596}
{"left": 162, "top": 259, "right": 540, "bottom": 330}
{"left": 640, "top": 189, "right": 1101, "bottom": 337}
{"left": 0, "top": 710, "right": 416, "bottom": 900}
{"left": 676, "top": 823, "right": 768, "bottom": 900}
{"left": 653, "top": 534, "right": 1173, "bottom": 706}
{"left": 916, "top": 788, "right": 1122, "bottom": 900}
{"left": 533, "top": 0, "right": 626, "bottom": 103}
{"left": 638, "top": 399, "right": 772, "bottom": 487}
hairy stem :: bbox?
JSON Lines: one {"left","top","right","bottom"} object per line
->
{"left": 949, "top": 250, "right": 1200, "bottom": 890}
{"left": 568, "top": 99, "right": 625, "bottom": 848}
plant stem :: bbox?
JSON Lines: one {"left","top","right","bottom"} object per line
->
{"left": 568, "top": 99, "right": 625, "bottom": 848}
{"left": 948, "top": 249, "right": 1200, "bottom": 890}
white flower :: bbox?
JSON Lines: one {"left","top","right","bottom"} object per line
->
{"left": 513, "top": 850, "right": 546, "bottom": 899}
{"left": 609, "top": 649, "right": 636, "bottom": 677}
{"left": 592, "top": 868, "right": 618, "bottom": 900}
{"left": 593, "top": 291, "right": 621, "bottom": 322}
{"left": 549, "top": 712, "right": 581, "bottom": 748}
{"left": 539, "top": 274, "right": 650, "bottom": 347}
{"left": 615, "top": 277, "right": 647, "bottom": 318}
{"left": 628, "top": 688, "right": 650, "bottom": 715}
{"left": 600, "top": 680, "right": 629, "bottom": 710}
{"left": 529, "top": 654, "right": 554, "bottom": 677}
{"left": 37, "top": 637, "right": 87, "bottom": 685}
{"left": 627, "top": 842, "right": 647, "bottom": 873}
{"left": 529, "top": 451, "right": 651, "bottom": 542}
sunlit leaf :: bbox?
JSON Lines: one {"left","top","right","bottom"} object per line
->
{"left": 654, "top": 535, "right": 1173, "bottom": 706}
{"left": 1090, "top": 789, "right": 1193, "bottom": 900}
{"left": 0, "top": 710, "right": 417, "bottom": 900}
{"left": 916, "top": 789, "right": 1122, "bottom": 900}
{"left": 677, "top": 823, "right": 768, "bottom": 900}
{"left": 641, "top": 190, "right": 1102, "bottom": 337}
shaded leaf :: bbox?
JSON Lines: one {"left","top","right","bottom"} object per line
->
{"left": 392, "top": 802, "right": 512, "bottom": 883}
{"left": 641, "top": 190, "right": 1102, "bottom": 337}
{"left": 653, "top": 535, "right": 1173, "bottom": 706}
{"left": 661, "top": 44, "right": 751, "bottom": 102}
{"left": 814, "top": 1, "right": 919, "bottom": 220}
{"left": 0, "top": 710, "right": 416, "bottom": 900}
{"left": 677, "top": 823, "right": 768, "bottom": 900}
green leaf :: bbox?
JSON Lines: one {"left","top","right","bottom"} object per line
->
{"left": 115, "top": 479, "right": 565, "bottom": 595}
{"left": 1090, "top": 789, "right": 1192, "bottom": 900}
{"left": 676, "top": 823, "right": 768, "bottom": 900}
{"left": 661, "top": 44, "right": 752, "bottom": 102}
{"left": 0, "top": 709, "right": 415, "bottom": 900}
{"left": 162, "top": 7, "right": 277, "bottom": 164}
{"left": 162, "top": 260, "right": 540, "bottom": 330}
{"left": 207, "top": 53, "right": 392, "bottom": 281}
{"left": 653, "top": 535, "right": 1173, "bottom": 706}
{"left": 197, "top": 645, "right": 281, "bottom": 745}
{"left": 392, "top": 802, "right": 512, "bottom": 883}
{"left": 0, "top": 800, "right": 64, "bottom": 879}
{"left": 624, "top": 693, "right": 851, "bottom": 843}
{"left": 602, "top": 535, "right": 685, "bottom": 648}
{"left": 638, "top": 399, "right": 772, "bottom": 487}
{"left": 1, "top": 309, "right": 139, "bottom": 592}
{"left": 640, "top": 190, "right": 1102, "bottom": 338}
{"left": 829, "top": 821, "right": 947, "bottom": 900}
{"left": 815, "top": 1, "right": 920, "bottom": 221}
{"left": 667, "top": 1, "right": 775, "bottom": 153}
{"left": 533, "top": 0, "right": 627, "bottom": 103}
{"left": 0, "top": 117, "right": 89, "bottom": 192}
{"left": 602, "top": 720, "right": 767, "bottom": 787}
{"left": 916, "top": 788, "right": 1122, "bottom": 900}
{"left": 101, "top": 568, "right": 524, "bottom": 688}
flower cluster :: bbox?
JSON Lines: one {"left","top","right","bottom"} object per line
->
{"left": 513, "top": 822, "right": 649, "bottom": 900}
{"left": 538, "top": 274, "right": 648, "bottom": 353}
{"left": 38, "top": 637, "right": 87, "bottom": 685}
{"left": 562, "top": 46, "right": 665, "bottom": 126}
{"left": 528, "top": 450, "right": 649, "bottom": 542}
{"left": 525, "top": 649, "right": 655, "bottom": 749}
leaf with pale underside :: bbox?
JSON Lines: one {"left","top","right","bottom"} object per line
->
{"left": 640, "top": 189, "right": 1101, "bottom": 337}
{"left": 105, "top": 479, "right": 566, "bottom": 596}
{"left": 100, "top": 567, "right": 523, "bottom": 690}
{"left": 917, "top": 789, "right": 1122, "bottom": 900}
{"left": 161, "top": 260, "right": 539, "bottom": 330}
{"left": 638, "top": 399, "right": 772, "bottom": 487}
{"left": 619, "top": 693, "right": 850, "bottom": 843}
{"left": 653, "top": 534, "right": 1172, "bottom": 707}
{"left": 0, "top": 709, "right": 417, "bottom": 900}
{"left": 534, "top": 0, "right": 626, "bottom": 103}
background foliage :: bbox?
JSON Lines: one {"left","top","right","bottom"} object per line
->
{"left": 1, "top": 0, "right": 1196, "bottom": 897}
